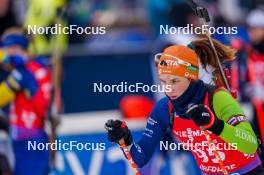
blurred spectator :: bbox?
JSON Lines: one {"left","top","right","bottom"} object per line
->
{"left": 24, "top": 0, "right": 68, "bottom": 55}
{"left": 230, "top": 8, "right": 264, "bottom": 101}
{"left": 0, "top": 27, "right": 52, "bottom": 175}
{"left": 247, "top": 8, "right": 264, "bottom": 54}
{"left": 230, "top": 8, "right": 264, "bottom": 164}
{"left": 246, "top": 9, "right": 264, "bottom": 164}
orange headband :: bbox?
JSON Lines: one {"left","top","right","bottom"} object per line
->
{"left": 156, "top": 45, "right": 199, "bottom": 80}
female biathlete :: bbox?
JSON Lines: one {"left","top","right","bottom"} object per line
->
{"left": 105, "top": 38, "right": 264, "bottom": 175}
{"left": 0, "top": 28, "right": 51, "bottom": 175}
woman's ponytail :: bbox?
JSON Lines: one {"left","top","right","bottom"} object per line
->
{"left": 190, "top": 38, "right": 236, "bottom": 68}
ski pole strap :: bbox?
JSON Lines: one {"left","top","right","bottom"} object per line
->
{"left": 120, "top": 143, "right": 140, "bottom": 175}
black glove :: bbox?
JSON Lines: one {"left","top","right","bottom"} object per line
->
{"left": 105, "top": 119, "right": 133, "bottom": 146}
{"left": 186, "top": 104, "right": 224, "bottom": 136}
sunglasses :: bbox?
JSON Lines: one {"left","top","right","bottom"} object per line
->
{"left": 155, "top": 53, "right": 194, "bottom": 66}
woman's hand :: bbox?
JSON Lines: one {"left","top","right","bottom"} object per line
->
{"left": 0, "top": 50, "right": 26, "bottom": 67}
{"left": 105, "top": 119, "right": 133, "bottom": 146}
{"left": 186, "top": 104, "right": 214, "bottom": 128}
{"left": 186, "top": 104, "right": 224, "bottom": 135}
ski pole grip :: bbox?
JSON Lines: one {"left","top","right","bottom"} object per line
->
{"left": 196, "top": 7, "right": 210, "bottom": 22}
{"left": 187, "top": 0, "right": 210, "bottom": 22}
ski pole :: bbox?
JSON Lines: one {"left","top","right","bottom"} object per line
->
{"left": 187, "top": 0, "right": 231, "bottom": 91}
{"left": 119, "top": 139, "right": 140, "bottom": 175}
{"left": 201, "top": 127, "right": 229, "bottom": 175}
